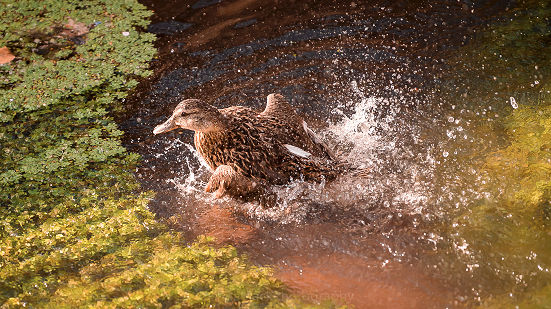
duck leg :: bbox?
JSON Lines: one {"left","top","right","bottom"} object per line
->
{"left": 205, "top": 165, "right": 264, "bottom": 199}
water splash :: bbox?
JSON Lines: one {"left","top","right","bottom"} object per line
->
{"left": 172, "top": 143, "right": 212, "bottom": 199}
{"left": 168, "top": 93, "right": 437, "bottom": 229}
{"left": 509, "top": 96, "right": 518, "bottom": 109}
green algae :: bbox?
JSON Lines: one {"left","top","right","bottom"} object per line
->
{"left": 434, "top": 0, "right": 551, "bottom": 306}
{"left": 466, "top": 104, "right": 551, "bottom": 308}
{"left": 449, "top": 0, "right": 551, "bottom": 98}
{"left": 443, "top": 105, "right": 551, "bottom": 306}
{"left": 485, "top": 105, "right": 551, "bottom": 210}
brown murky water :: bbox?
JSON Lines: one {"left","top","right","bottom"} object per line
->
{"left": 120, "top": 0, "right": 512, "bottom": 307}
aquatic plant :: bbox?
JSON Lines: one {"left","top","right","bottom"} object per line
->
{"left": 0, "top": 0, "right": 156, "bottom": 228}
{"left": 441, "top": 104, "right": 551, "bottom": 305}
{"left": 435, "top": 0, "right": 551, "bottom": 306}
{"left": 449, "top": 0, "right": 550, "bottom": 98}
{"left": 0, "top": 1, "right": 314, "bottom": 307}
{"left": 466, "top": 104, "right": 551, "bottom": 307}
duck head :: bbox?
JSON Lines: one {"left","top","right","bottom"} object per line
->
{"left": 153, "top": 99, "right": 226, "bottom": 134}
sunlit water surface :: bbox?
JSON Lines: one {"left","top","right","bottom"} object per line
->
{"left": 121, "top": 0, "right": 549, "bottom": 307}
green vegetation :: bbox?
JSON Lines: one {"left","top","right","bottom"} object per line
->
{"left": 0, "top": 0, "right": 155, "bottom": 230}
{"left": 449, "top": 0, "right": 550, "bottom": 98}
{"left": 445, "top": 105, "right": 551, "bottom": 307}
{"left": 436, "top": 0, "right": 551, "bottom": 306}
{"left": 0, "top": 1, "right": 318, "bottom": 307}
{"left": 485, "top": 105, "right": 551, "bottom": 209}
{"left": 18, "top": 234, "right": 290, "bottom": 308}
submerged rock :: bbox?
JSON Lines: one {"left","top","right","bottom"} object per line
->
{"left": 192, "top": 0, "right": 223, "bottom": 10}
{"left": 234, "top": 19, "right": 257, "bottom": 29}
{"left": 147, "top": 20, "right": 193, "bottom": 35}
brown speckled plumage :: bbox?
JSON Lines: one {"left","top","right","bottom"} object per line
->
{"left": 154, "top": 93, "right": 342, "bottom": 199}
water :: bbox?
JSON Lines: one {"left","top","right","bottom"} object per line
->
{"left": 120, "top": 0, "right": 550, "bottom": 307}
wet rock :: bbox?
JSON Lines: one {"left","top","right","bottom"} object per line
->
{"left": 234, "top": 19, "right": 257, "bottom": 29}
{"left": 192, "top": 0, "right": 223, "bottom": 10}
{"left": 147, "top": 20, "right": 193, "bottom": 35}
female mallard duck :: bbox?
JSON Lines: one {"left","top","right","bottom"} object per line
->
{"left": 153, "top": 93, "right": 342, "bottom": 199}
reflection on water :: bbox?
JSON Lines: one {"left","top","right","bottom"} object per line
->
{"left": 121, "top": 0, "right": 550, "bottom": 307}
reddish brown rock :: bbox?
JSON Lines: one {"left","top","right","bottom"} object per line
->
{"left": 0, "top": 47, "right": 15, "bottom": 64}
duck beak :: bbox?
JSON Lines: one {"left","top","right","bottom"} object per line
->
{"left": 153, "top": 117, "right": 178, "bottom": 135}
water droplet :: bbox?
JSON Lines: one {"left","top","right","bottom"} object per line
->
{"left": 510, "top": 97, "right": 518, "bottom": 109}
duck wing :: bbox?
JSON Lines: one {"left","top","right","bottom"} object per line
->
{"left": 260, "top": 93, "right": 335, "bottom": 161}
{"left": 260, "top": 93, "right": 297, "bottom": 120}
{"left": 198, "top": 102, "right": 338, "bottom": 184}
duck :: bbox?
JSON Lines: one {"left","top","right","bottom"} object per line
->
{"left": 153, "top": 93, "right": 343, "bottom": 200}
